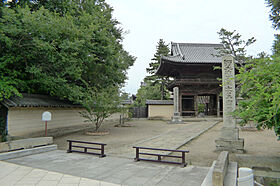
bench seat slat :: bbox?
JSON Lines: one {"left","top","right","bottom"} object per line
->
{"left": 139, "top": 152, "right": 181, "bottom": 158}
{"left": 67, "top": 140, "right": 106, "bottom": 146}
{"left": 133, "top": 146, "right": 189, "bottom": 153}
{"left": 71, "top": 145, "right": 101, "bottom": 150}
{"left": 70, "top": 150, "right": 104, "bottom": 156}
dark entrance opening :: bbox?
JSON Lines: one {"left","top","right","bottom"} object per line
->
{"left": 0, "top": 104, "right": 8, "bottom": 141}
{"left": 197, "top": 95, "right": 210, "bottom": 116}
{"left": 181, "top": 96, "right": 194, "bottom": 116}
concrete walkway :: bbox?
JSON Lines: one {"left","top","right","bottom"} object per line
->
{"left": 108, "top": 120, "right": 220, "bottom": 158}
{"left": 2, "top": 119, "right": 222, "bottom": 185}
{"left": 0, "top": 160, "right": 118, "bottom": 186}
{"left": 6, "top": 150, "right": 209, "bottom": 186}
{"left": 135, "top": 120, "right": 219, "bottom": 149}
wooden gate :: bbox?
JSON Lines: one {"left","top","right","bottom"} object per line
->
{"left": 129, "top": 107, "right": 148, "bottom": 118}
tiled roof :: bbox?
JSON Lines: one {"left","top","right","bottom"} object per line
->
{"left": 162, "top": 42, "right": 223, "bottom": 64}
{"left": 121, "top": 99, "right": 133, "bottom": 105}
{"left": 146, "top": 100, "right": 173, "bottom": 105}
{"left": 1, "top": 93, "right": 82, "bottom": 108}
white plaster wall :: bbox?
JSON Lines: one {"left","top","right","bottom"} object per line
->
{"left": 148, "top": 105, "right": 173, "bottom": 119}
{"left": 7, "top": 107, "right": 121, "bottom": 137}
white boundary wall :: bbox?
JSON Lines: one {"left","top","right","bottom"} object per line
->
{"left": 7, "top": 107, "right": 121, "bottom": 137}
{"left": 148, "top": 105, "right": 173, "bottom": 119}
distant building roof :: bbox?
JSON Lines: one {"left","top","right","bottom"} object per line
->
{"left": 163, "top": 42, "right": 223, "bottom": 64}
{"left": 121, "top": 99, "right": 133, "bottom": 105}
{"left": 146, "top": 100, "right": 173, "bottom": 105}
{"left": 156, "top": 42, "right": 223, "bottom": 76}
{"left": 1, "top": 93, "right": 82, "bottom": 108}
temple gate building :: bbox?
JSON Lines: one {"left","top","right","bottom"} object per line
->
{"left": 156, "top": 42, "right": 223, "bottom": 118}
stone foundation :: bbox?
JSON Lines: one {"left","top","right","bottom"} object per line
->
{"left": 169, "top": 113, "right": 184, "bottom": 124}
{"left": 215, "top": 138, "right": 244, "bottom": 153}
{"left": 169, "top": 116, "right": 184, "bottom": 124}
{"left": 220, "top": 127, "right": 239, "bottom": 140}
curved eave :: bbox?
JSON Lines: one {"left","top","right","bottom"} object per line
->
{"left": 156, "top": 57, "right": 221, "bottom": 77}
{"left": 156, "top": 57, "right": 187, "bottom": 77}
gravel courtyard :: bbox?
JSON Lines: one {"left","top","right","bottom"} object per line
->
{"left": 54, "top": 119, "right": 219, "bottom": 158}
{"left": 54, "top": 119, "right": 279, "bottom": 167}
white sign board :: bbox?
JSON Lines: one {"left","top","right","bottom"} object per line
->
{"left": 42, "top": 111, "right": 52, "bottom": 121}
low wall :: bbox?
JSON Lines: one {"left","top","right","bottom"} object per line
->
{"left": 0, "top": 145, "right": 57, "bottom": 160}
{"left": 0, "top": 137, "right": 53, "bottom": 152}
{"left": 7, "top": 107, "right": 122, "bottom": 137}
{"left": 212, "top": 151, "right": 229, "bottom": 186}
{"left": 148, "top": 105, "right": 173, "bottom": 119}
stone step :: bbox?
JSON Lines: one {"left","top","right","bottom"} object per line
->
{"left": 224, "top": 162, "right": 238, "bottom": 186}
{"left": 201, "top": 161, "right": 237, "bottom": 186}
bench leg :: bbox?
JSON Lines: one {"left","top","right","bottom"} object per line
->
{"left": 99, "top": 154, "right": 106, "bottom": 158}
{"left": 134, "top": 147, "right": 140, "bottom": 161}
{"left": 181, "top": 152, "right": 186, "bottom": 167}
{"left": 67, "top": 141, "right": 72, "bottom": 153}
{"left": 99, "top": 145, "right": 106, "bottom": 158}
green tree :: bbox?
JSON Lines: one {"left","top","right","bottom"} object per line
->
{"left": 216, "top": 28, "right": 256, "bottom": 64}
{"left": 120, "top": 92, "right": 130, "bottom": 100}
{"left": 79, "top": 86, "right": 120, "bottom": 132}
{"left": 146, "top": 39, "right": 170, "bottom": 100}
{"left": 233, "top": 1, "right": 280, "bottom": 139}
{"left": 266, "top": 0, "right": 280, "bottom": 55}
{"left": 266, "top": 0, "right": 280, "bottom": 29}
{"left": 216, "top": 28, "right": 256, "bottom": 97}
{"left": 134, "top": 79, "right": 162, "bottom": 106}
{"left": 0, "top": 1, "right": 135, "bottom": 103}
{"left": 235, "top": 57, "right": 280, "bottom": 138}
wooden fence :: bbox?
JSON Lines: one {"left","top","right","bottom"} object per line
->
{"left": 129, "top": 107, "right": 148, "bottom": 118}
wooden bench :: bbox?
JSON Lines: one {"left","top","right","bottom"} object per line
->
{"left": 133, "top": 146, "right": 189, "bottom": 167}
{"left": 67, "top": 140, "right": 106, "bottom": 158}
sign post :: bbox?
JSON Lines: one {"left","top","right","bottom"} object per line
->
{"left": 42, "top": 111, "right": 51, "bottom": 136}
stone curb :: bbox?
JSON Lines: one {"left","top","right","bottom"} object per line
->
{"left": 0, "top": 144, "right": 57, "bottom": 160}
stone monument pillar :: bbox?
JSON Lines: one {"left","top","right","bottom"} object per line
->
{"left": 215, "top": 55, "right": 244, "bottom": 153}
{"left": 217, "top": 93, "right": 220, "bottom": 117}
{"left": 170, "top": 86, "right": 184, "bottom": 123}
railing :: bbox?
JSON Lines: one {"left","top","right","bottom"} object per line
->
{"left": 175, "top": 78, "right": 219, "bottom": 83}
{"left": 169, "top": 78, "right": 220, "bottom": 87}
{"left": 67, "top": 140, "right": 106, "bottom": 158}
{"left": 133, "top": 146, "right": 189, "bottom": 167}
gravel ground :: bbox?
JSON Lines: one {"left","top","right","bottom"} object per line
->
{"left": 54, "top": 119, "right": 187, "bottom": 156}
{"left": 54, "top": 119, "right": 280, "bottom": 167}
{"left": 178, "top": 122, "right": 280, "bottom": 167}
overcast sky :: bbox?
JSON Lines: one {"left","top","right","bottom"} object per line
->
{"left": 106, "top": 0, "right": 277, "bottom": 95}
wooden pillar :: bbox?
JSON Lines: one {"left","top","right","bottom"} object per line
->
{"left": 194, "top": 95, "right": 198, "bottom": 117}
{"left": 217, "top": 93, "right": 220, "bottom": 117}
{"left": 210, "top": 95, "right": 214, "bottom": 115}
{"left": 179, "top": 92, "right": 182, "bottom": 116}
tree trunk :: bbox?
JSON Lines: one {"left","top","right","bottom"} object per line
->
{"left": 161, "top": 81, "right": 164, "bottom": 100}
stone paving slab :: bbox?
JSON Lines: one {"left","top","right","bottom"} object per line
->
{"left": 0, "top": 160, "right": 119, "bottom": 186}
{"left": 132, "top": 121, "right": 220, "bottom": 158}
{"left": 6, "top": 150, "right": 209, "bottom": 186}
{"left": 2, "top": 120, "right": 222, "bottom": 185}
{"left": 134, "top": 121, "right": 217, "bottom": 149}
